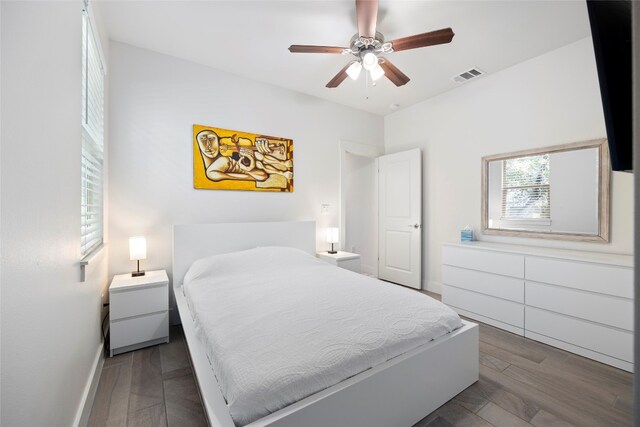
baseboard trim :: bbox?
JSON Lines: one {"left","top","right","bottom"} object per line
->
{"left": 74, "top": 343, "right": 104, "bottom": 427}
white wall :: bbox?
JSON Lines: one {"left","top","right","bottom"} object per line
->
{"left": 344, "top": 153, "right": 377, "bottom": 274}
{"left": 107, "top": 42, "right": 384, "bottom": 320}
{"left": 1, "top": 2, "right": 109, "bottom": 425}
{"left": 384, "top": 37, "right": 633, "bottom": 292}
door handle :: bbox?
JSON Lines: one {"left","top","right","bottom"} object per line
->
{"left": 408, "top": 224, "right": 421, "bottom": 229}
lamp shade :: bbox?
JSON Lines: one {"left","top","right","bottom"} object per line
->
{"left": 325, "top": 227, "right": 339, "bottom": 244}
{"left": 129, "top": 236, "right": 147, "bottom": 261}
{"left": 346, "top": 61, "right": 362, "bottom": 80}
{"left": 369, "top": 64, "right": 385, "bottom": 81}
{"left": 362, "top": 52, "right": 378, "bottom": 71}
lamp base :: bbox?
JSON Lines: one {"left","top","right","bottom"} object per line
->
{"left": 132, "top": 270, "right": 146, "bottom": 277}
{"left": 327, "top": 250, "right": 337, "bottom": 254}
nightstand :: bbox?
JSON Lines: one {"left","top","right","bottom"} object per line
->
{"left": 109, "top": 270, "right": 169, "bottom": 356}
{"left": 316, "top": 251, "right": 361, "bottom": 273}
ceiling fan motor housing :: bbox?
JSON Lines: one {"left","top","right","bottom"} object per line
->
{"left": 347, "top": 32, "right": 389, "bottom": 55}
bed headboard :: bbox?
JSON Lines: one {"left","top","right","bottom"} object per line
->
{"left": 172, "top": 220, "right": 316, "bottom": 288}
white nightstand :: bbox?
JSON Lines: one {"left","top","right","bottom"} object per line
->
{"left": 109, "top": 270, "right": 169, "bottom": 356}
{"left": 316, "top": 251, "right": 361, "bottom": 273}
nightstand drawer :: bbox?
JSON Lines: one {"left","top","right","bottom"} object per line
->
{"left": 338, "top": 258, "right": 361, "bottom": 273}
{"left": 110, "top": 284, "right": 168, "bottom": 320}
{"left": 316, "top": 251, "right": 361, "bottom": 273}
{"left": 111, "top": 311, "right": 169, "bottom": 350}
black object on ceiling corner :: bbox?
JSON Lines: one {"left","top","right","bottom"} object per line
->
{"left": 586, "top": 0, "right": 633, "bottom": 172}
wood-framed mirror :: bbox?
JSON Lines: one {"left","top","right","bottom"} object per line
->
{"left": 481, "top": 138, "right": 610, "bottom": 242}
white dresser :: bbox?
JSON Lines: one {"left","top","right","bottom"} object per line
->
{"left": 109, "top": 270, "right": 170, "bottom": 356}
{"left": 441, "top": 242, "right": 633, "bottom": 372}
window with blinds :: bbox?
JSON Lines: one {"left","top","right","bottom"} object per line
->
{"left": 81, "top": 11, "right": 104, "bottom": 257}
{"left": 501, "top": 154, "right": 550, "bottom": 220}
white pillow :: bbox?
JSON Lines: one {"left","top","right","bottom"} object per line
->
{"left": 182, "top": 246, "right": 317, "bottom": 285}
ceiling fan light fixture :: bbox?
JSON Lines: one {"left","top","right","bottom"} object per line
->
{"left": 362, "top": 52, "right": 378, "bottom": 71}
{"left": 346, "top": 61, "right": 363, "bottom": 80}
{"left": 369, "top": 63, "right": 385, "bottom": 81}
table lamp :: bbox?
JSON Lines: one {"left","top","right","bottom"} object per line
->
{"left": 129, "top": 236, "right": 147, "bottom": 277}
{"left": 325, "top": 227, "right": 339, "bottom": 254}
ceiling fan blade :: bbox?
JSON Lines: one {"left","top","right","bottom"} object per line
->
{"left": 380, "top": 59, "right": 410, "bottom": 87}
{"left": 326, "top": 62, "right": 353, "bottom": 88}
{"left": 389, "top": 28, "right": 455, "bottom": 52}
{"left": 356, "top": 0, "right": 378, "bottom": 39}
{"left": 288, "top": 45, "right": 346, "bottom": 54}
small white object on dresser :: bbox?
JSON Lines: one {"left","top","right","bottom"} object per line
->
{"left": 441, "top": 242, "right": 634, "bottom": 372}
{"left": 109, "top": 270, "right": 169, "bottom": 356}
{"left": 316, "top": 251, "right": 361, "bottom": 273}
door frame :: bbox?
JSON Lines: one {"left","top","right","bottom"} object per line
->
{"left": 339, "top": 140, "right": 384, "bottom": 277}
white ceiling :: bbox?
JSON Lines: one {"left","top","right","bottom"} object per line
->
{"left": 94, "top": 0, "right": 592, "bottom": 116}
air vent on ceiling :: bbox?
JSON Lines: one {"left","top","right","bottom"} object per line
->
{"left": 451, "top": 67, "right": 485, "bottom": 83}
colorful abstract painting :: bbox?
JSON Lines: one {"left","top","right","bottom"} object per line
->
{"left": 193, "top": 124, "right": 294, "bottom": 192}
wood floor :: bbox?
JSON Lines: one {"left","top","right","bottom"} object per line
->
{"left": 89, "top": 309, "right": 632, "bottom": 427}
{"left": 88, "top": 325, "right": 207, "bottom": 427}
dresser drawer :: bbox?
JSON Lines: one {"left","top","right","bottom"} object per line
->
{"left": 443, "top": 285, "right": 524, "bottom": 328}
{"left": 525, "top": 307, "right": 633, "bottom": 362}
{"left": 525, "top": 257, "right": 633, "bottom": 298}
{"left": 111, "top": 311, "right": 169, "bottom": 350}
{"left": 442, "top": 265, "right": 524, "bottom": 303}
{"left": 526, "top": 281, "right": 633, "bottom": 331}
{"left": 442, "top": 246, "right": 524, "bottom": 278}
{"left": 110, "top": 284, "right": 168, "bottom": 320}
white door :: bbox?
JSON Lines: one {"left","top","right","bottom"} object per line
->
{"left": 378, "top": 149, "right": 422, "bottom": 288}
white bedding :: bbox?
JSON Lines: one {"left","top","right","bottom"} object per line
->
{"left": 183, "top": 246, "right": 462, "bottom": 426}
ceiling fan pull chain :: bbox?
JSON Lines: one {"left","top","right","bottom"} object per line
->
{"left": 365, "top": 70, "right": 370, "bottom": 100}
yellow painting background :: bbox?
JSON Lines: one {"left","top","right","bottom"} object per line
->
{"left": 193, "top": 124, "right": 294, "bottom": 192}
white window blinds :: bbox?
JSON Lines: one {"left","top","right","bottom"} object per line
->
{"left": 502, "top": 154, "right": 550, "bottom": 219}
{"left": 81, "top": 11, "right": 104, "bottom": 257}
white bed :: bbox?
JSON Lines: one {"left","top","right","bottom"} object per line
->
{"left": 173, "top": 221, "right": 479, "bottom": 427}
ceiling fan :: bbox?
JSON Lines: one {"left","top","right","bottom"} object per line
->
{"left": 288, "top": 0, "right": 455, "bottom": 88}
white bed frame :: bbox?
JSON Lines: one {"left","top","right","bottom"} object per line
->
{"left": 173, "top": 221, "right": 479, "bottom": 427}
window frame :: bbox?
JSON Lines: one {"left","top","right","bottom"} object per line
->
{"left": 80, "top": 6, "right": 106, "bottom": 260}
